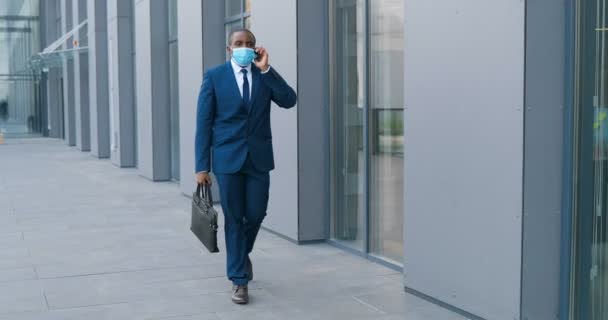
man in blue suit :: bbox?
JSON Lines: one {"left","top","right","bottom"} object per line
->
{"left": 195, "top": 28, "right": 297, "bottom": 304}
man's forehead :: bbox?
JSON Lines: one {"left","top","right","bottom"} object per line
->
{"left": 232, "top": 31, "right": 255, "bottom": 42}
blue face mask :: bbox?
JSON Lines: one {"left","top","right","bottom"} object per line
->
{"left": 231, "top": 47, "right": 256, "bottom": 66}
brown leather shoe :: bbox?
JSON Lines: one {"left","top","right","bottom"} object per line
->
{"left": 231, "top": 285, "right": 249, "bottom": 304}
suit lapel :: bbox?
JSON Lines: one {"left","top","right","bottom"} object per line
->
{"left": 248, "top": 65, "right": 261, "bottom": 113}
{"left": 224, "top": 62, "right": 242, "bottom": 104}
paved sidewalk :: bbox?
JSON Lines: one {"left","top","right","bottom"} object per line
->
{"left": 0, "top": 138, "right": 467, "bottom": 320}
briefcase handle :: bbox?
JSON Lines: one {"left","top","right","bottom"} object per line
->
{"left": 196, "top": 183, "right": 213, "bottom": 206}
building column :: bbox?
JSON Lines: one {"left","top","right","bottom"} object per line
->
{"left": 73, "top": 0, "right": 90, "bottom": 151}
{"left": 134, "top": 0, "right": 170, "bottom": 180}
{"left": 43, "top": 0, "right": 64, "bottom": 138}
{"left": 61, "top": 0, "right": 76, "bottom": 145}
{"left": 296, "top": 0, "right": 329, "bottom": 242}
{"left": 38, "top": 0, "right": 50, "bottom": 137}
{"left": 88, "top": 0, "right": 110, "bottom": 158}
{"left": 107, "top": 0, "right": 136, "bottom": 167}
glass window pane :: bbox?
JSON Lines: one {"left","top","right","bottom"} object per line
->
{"left": 226, "top": 20, "right": 243, "bottom": 59}
{"left": 573, "top": 0, "right": 608, "bottom": 319}
{"left": 368, "top": 0, "right": 404, "bottom": 264}
{"left": 0, "top": 0, "right": 43, "bottom": 137}
{"left": 330, "top": 0, "right": 366, "bottom": 251}
{"left": 226, "top": 20, "right": 243, "bottom": 43}
{"left": 226, "top": 0, "right": 242, "bottom": 18}
{"left": 244, "top": 17, "right": 251, "bottom": 29}
{"left": 245, "top": 0, "right": 252, "bottom": 13}
{"left": 226, "top": 20, "right": 243, "bottom": 56}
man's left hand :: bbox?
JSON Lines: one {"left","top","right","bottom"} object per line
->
{"left": 254, "top": 47, "right": 270, "bottom": 72}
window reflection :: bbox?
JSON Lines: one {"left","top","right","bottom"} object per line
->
{"left": 573, "top": 0, "right": 608, "bottom": 318}
{"left": 369, "top": 0, "right": 404, "bottom": 264}
{"left": 330, "top": 0, "right": 366, "bottom": 249}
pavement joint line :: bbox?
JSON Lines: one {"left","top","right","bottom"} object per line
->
{"left": 351, "top": 295, "right": 388, "bottom": 315}
{"left": 43, "top": 292, "right": 50, "bottom": 310}
{"left": 36, "top": 265, "right": 227, "bottom": 280}
{"left": 43, "top": 289, "right": 254, "bottom": 312}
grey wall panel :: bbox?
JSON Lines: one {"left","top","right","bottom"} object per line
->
{"left": 134, "top": 0, "right": 170, "bottom": 180}
{"left": 134, "top": 0, "right": 153, "bottom": 177}
{"left": 296, "top": 0, "right": 329, "bottom": 241}
{"left": 108, "top": 0, "right": 136, "bottom": 167}
{"left": 521, "top": 0, "right": 566, "bottom": 319}
{"left": 177, "top": 0, "right": 203, "bottom": 195}
{"left": 402, "top": 1, "right": 525, "bottom": 319}
{"left": 88, "top": 0, "right": 110, "bottom": 158}
{"left": 251, "top": 0, "right": 299, "bottom": 241}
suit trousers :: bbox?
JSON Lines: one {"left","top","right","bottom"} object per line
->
{"left": 215, "top": 155, "right": 269, "bottom": 286}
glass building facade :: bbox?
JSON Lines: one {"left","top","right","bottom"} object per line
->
{"left": 330, "top": 0, "right": 404, "bottom": 266}
{"left": 0, "top": 0, "right": 43, "bottom": 137}
{"left": 572, "top": 0, "right": 608, "bottom": 318}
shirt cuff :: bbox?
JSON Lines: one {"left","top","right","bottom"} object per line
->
{"left": 260, "top": 65, "right": 272, "bottom": 74}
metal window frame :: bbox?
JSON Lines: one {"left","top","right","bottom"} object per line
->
{"left": 224, "top": 0, "right": 251, "bottom": 30}
{"left": 327, "top": 0, "right": 369, "bottom": 256}
{"left": 327, "top": 0, "right": 403, "bottom": 271}
{"left": 168, "top": 0, "right": 178, "bottom": 43}
{"left": 559, "top": 0, "right": 576, "bottom": 318}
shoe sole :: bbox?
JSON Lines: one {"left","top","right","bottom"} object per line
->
{"left": 232, "top": 297, "right": 248, "bottom": 305}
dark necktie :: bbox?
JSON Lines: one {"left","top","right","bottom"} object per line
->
{"left": 241, "top": 68, "right": 250, "bottom": 107}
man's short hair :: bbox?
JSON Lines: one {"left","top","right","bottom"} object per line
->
{"left": 227, "top": 28, "right": 256, "bottom": 45}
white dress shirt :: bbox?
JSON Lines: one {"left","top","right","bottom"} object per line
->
{"left": 230, "top": 58, "right": 272, "bottom": 99}
{"left": 231, "top": 59, "right": 252, "bottom": 99}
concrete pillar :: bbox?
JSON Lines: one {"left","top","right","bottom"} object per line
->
{"left": 38, "top": 0, "right": 50, "bottom": 136}
{"left": 296, "top": 0, "right": 329, "bottom": 242}
{"left": 42, "top": 0, "right": 64, "bottom": 138}
{"left": 88, "top": 0, "right": 110, "bottom": 158}
{"left": 46, "top": 68, "right": 63, "bottom": 138}
{"left": 61, "top": 0, "right": 76, "bottom": 145}
{"left": 107, "top": 0, "right": 136, "bottom": 167}
{"left": 73, "top": 0, "right": 90, "bottom": 151}
{"left": 134, "top": 0, "right": 170, "bottom": 180}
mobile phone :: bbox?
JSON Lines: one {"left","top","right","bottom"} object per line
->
{"left": 254, "top": 50, "right": 261, "bottom": 61}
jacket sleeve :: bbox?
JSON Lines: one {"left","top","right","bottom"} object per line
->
{"left": 194, "top": 71, "right": 216, "bottom": 173}
{"left": 261, "top": 67, "right": 297, "bottom": 109}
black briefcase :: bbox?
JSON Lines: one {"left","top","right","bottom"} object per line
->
{"left": 190, "top": 184, "right": 219, "bottom": 253}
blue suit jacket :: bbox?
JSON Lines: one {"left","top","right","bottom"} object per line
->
{"left": 195, "top": 62, "right": 297, "bottom": 174}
